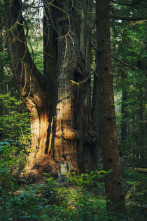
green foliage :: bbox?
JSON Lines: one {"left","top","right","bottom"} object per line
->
{"left": 0, "top": 93, "right": 31, "bottom": 204}
{"left": 70, "top": 170, "right": 110, "bottom": 194}
{"left": 112, "top": 3, "right": 147, "bottom": 167}
{"left": 123, "top": 169, "right": 147, "bottom": 205}
{"left": 0, "top": 171, "right": 112, "bottom": 221}
{"left": 0, "top": 93, "right": 31, "bottom": 143}
{"left": 22, "top": 1, "right": 43, "bottom": 74}
{"left": 0, "top": 166, "right": 146, "bottom": 220}
{"left": 0, "top": 139, "right": 28, "bottom": 175}
{"left": 122, "top": 169, "right": 147, "bottom": 220}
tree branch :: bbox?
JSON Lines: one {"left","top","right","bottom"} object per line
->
{"left": 110, "top": 14, "right": 147, "bottom": 21}
{"left": 111, "top": 0, "right": 141, "bottom": 6}
{"left": 139, "top": 2, "right": 147, "bottom": 9}
{"left": 111, "top": 0, "right": 134, "bottom": 6}
{"left": 112, "top": 55, "right": 138, "bottom": 70}
{"left": 111, "top": 0, "right": 147, "bottom": 8}
{"left": 4, "top": 0, "right": 52, "bottom": 103}
{"left": 91, "top": 43, "right": 138, "bottom": 70}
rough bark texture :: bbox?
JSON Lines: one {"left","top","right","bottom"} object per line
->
{"left": 4, "top": 0, "right": 95, "bottom": 177}
{"left": 43, "top": 1, "right": 57, "bottom": 157}
{"left": 92, "top": 62, "right": 101, "bottom": 165}
{"left": 96, "top": 0, "right": 127, "bottom": 218}
{"left": 79, "top": 0, "right": 96, "bottom": 171}
{"left": 47, "top": 0, "right": 95, "bottom": 172}
{"left": 4, "top": 0, "right": 57, "bottom": 178}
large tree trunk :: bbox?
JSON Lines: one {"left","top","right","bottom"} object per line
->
{"left": 79, "top": 0, "right": 96, "bottom": 171}
{"left": 45, "top": 0, "right": 95, "bottom": 172}
{"left": 4, "top": 0, "right": 56, "bottom": 177}
{"left": 4, "top": 0, "right": 95, "bottom": 177}
{"left": 96, "top": 0, "right": 127, "bottom": 218}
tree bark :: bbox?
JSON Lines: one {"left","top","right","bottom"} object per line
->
{"left": 78, "top": 0, "right": 96, "bottom": 171}
{"left": 0, "top": 1, "right": 5, "bottom": 139}
{"left": 47, "top": 0, "right": 95, "bottom": 172}
{"left": 4, "top": 0, "right": 56, "bottom": 176}
{"left": 4, "top": 0, "right": 95, "bottom": 176}
{"left": 92, "top": 69, "right": 101, "bottom": 166}
{"left": 96, "top": 0, "right": 127, "bottom": 218}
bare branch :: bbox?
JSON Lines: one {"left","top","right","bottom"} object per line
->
{"left": 112, "top": 55, "right": 138, "bottom": 70}
{"left": 70, "top": 73, "right": 91, "bottom": 86}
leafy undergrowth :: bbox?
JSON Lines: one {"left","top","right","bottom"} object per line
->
{"left": 123, "top": 169, "right": 147, "bottom": 221}
{"left": 0, "top": 171, "right": 109, "bottom": 221}
{"left": 0, "top": 168, "right": 146, "bottom": 221}
{"left": 0, "top": 136, "right": 146, "bottom": 221}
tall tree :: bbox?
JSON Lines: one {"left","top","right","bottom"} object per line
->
{"left": 96, "top": 0, "right": 127, "bottom": 218}
{"left": 3, "top": 0, "right": 95, "bottom": 174}
{"left": 0, "top": 0, "right": 4, "bottom": 137}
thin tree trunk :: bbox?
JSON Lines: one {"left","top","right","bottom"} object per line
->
{"left": 138, "top": 89, "right": 145, "bottom": 164}
{"left": 121, "top": 73, "right": 128, "bottom": 144}
{"left": 91, "top": 3, "right": 101, "bottom": 168}
{"left": 96, "top": 0, "right": 127, "bottom": 218}
{"left": 0, "top": 33, "right": 4, "bottom": 95}
{"left": 0, "top": 4, "right": 4, "bottom": 139}
{"left": 120, "top": 72, "right": 128, "bottom": 157}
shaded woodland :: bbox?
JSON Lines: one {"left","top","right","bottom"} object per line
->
{"left": 0, "top": 0, "right": 147, "bottom": 220}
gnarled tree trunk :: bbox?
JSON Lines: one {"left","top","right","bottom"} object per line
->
{"left": 4, "top": 0, "right": 58, "bottom": 177}
{"left": 4, "top": 0, "right": 95, "bottom": 177}
{"left": 44, "top": 0, "right": 95, "bottom": 172}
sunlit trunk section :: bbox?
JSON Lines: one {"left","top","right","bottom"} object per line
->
{"left": 55, "top": 57, "right": 80, "bottom": 171}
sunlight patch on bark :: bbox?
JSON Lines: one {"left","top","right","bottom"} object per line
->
{"left": 39, "top": 110, "right": 49, "bottom": 153}
{"left": 63, "top": 129, "right": 80, "bottom": 140}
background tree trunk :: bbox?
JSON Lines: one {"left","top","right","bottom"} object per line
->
{"left": 0, "top": 1, "right": 5, "bottom": 139}
{"left": 92, "top": 56, "right": 101, "bottom": 167}
{"left": 121, "top": 73, "right": 128, "bottom": 144}
{"left": 120, "top": 72, "right": 128, "bottom": 157}
{"left": 96, "top": 0, "right": 127, "bottom": 218}
{"left": 79, "top": 0, "right": 96, "bottom": 172}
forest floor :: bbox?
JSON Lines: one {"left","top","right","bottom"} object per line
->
{"left": 0, "top": 169, "right": 147, "bottom": 221}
